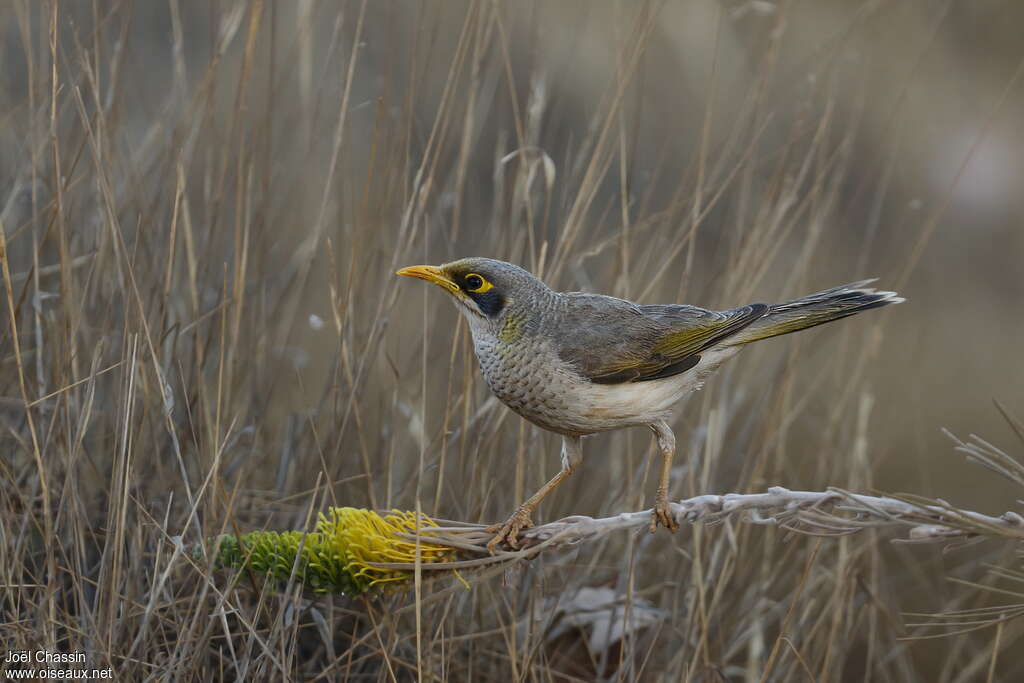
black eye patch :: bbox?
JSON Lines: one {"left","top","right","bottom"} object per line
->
{"left": 468, "top": 290, "right": 505, "bottom": 317}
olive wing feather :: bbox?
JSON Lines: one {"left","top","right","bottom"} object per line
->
{"left": 555, "top": 293, "right": 768, "bottom": 384}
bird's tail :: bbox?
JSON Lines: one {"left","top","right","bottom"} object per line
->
{"left": 726, "top": 280, "right": 904, "bottom": 346}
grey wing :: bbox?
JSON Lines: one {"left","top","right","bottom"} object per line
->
{"left": 554, "top": 293, "right": 768, "bottom": 384}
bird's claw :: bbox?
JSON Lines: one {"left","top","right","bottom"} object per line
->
{"left": 650, "top": 496, "right": 679, "bottom": 533}
{"left": 486, "top": 506, "right": 534, "bottom": 553}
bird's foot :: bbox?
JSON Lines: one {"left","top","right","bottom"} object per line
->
{"left": 649, "top": 494, "right": 679, "bottom": 533}
{"left": 486, "top": 506, "right": 534, "bottom": 553}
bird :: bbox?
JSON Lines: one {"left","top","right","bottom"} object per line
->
{"left": 397, "top": 258, "right": 903, "bottom": 552}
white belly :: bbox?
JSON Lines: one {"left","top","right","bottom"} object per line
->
{"left": 576, "top": 347, "right": 741, "bottom": 431}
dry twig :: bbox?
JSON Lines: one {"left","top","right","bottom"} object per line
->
{"left": 400, "top": 487, "right": 1024, "bottom": 563}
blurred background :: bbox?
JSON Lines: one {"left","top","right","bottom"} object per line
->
{"left": 2, "top": 1, "right": 1022, "bottom": 680}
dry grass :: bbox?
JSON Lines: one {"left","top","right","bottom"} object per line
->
{"left": 2, "top": 1, "right": 1023, "bottom": 680}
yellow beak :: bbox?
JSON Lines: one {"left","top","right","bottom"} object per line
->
{"left": 396, "top": 264, "right": 461, "bottom": 294}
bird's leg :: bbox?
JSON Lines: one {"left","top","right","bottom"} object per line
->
{"left": 487, "top": 435, "right": 582, "bottom": 553}
{"left": 649, "top": 420, "right": 680, "bottom": 533}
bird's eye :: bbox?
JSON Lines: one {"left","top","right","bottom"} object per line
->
{"left": 464, "top": 273, "right": 489, "bottom": 292}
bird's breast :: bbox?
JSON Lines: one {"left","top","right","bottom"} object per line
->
{"left": 471, "top": 334, "right": 587, "bottom": 434}
{"left": 471, "top": 335, "right": 741, "bottom": 434}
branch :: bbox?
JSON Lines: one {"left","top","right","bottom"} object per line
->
{"left": 413, "top": 487, "right": 1024, "bottom": 558}
{"left": 205, "top": 488, "right": 1024, "bottom": 596}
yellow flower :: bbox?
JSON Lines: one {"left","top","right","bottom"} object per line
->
{"left": 212, "top": 507, "right": 463, "bottom": 595}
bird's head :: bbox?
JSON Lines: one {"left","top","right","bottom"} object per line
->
{"left": 396, "top": 257, "right": 550, "bottom": 336}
